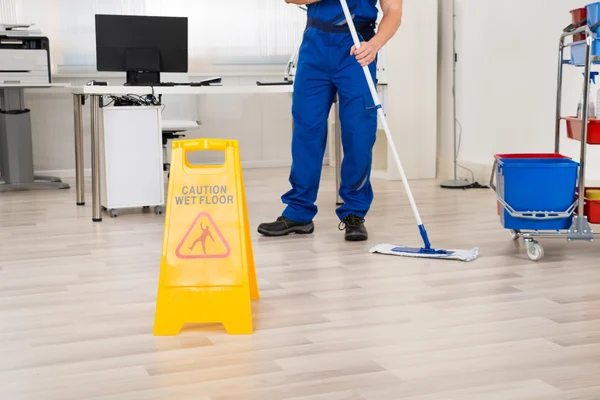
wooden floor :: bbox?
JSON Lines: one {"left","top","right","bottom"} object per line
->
{"left": 1, "top": 168, "right": 600, "bottom": 400}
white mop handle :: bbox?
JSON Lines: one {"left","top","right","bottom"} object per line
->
{"left": 339, "top": 0, "right": 424, "bottom": 227}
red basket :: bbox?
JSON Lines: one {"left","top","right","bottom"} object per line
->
{"left": 493, "top": 153, "right": 571, "bottom": 216}
{"left": 571, "top": 8, "right": 588, "bottom": 42}
{"left": 564, "top": 117, "right": 600, "bottom": 144}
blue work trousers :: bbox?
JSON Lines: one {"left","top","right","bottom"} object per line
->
{"left": 282, "top": 27, "right": 378, "bottom": 224}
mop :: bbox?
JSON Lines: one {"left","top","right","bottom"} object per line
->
{"left": 339, "top": 0, "right": 478, "bottom": 262}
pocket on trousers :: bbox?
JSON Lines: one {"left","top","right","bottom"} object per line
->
{"left": 363, "top": 93, "right": 377, "bottom": 110}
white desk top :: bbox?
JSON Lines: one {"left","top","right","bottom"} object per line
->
{"left": 0, "top": 83, "right": 71, "bottom": 89}
{"left": 71, "top": 84, "right": 294, "bottom": 96}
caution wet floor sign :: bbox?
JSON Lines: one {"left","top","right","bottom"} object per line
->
{"left": 153, "top": 139, "right": 259, "bottom": 335}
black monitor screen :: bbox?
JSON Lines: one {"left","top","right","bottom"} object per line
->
{"left": 95, "top": 14, "right": 188, "bottom": 81}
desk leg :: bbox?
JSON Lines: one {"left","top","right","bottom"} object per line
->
{"left": 334, "top": 96, "right": 343, "bottom": 206}
{"left": 73, "top": 94, "right": 85, "bottom": 206}
{"left": 90, "top": 95, "right": 102, "bottom": 222}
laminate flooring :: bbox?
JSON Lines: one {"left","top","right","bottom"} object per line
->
{"left": 1, "top": 168, "right": 600, "bottom": 400}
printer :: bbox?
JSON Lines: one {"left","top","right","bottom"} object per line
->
{"left": 0, "top": 24, "right": 51, "bottom": 85}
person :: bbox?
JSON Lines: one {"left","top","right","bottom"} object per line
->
{"left": 258, "top": 0, "right": 403, "bottom": 241}
{"left": 189, "top": 223, "right": 215, "bottom": 255}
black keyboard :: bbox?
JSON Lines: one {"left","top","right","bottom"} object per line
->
{"left": 158, "top": 78, "right": 222, "bottom": 87}
{"left": 256, "top": 80, "right": 294, "bottom": 86}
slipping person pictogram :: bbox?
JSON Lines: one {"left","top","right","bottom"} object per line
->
{"left": 188, "top": 223, "right": 215, "bottom": 254}
{"left": 175, "top": 212, "right": 231, "bottom": 259}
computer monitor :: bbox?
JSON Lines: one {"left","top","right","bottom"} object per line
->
{"left": 95, "top": 14, "right": 188, "bottom": 86}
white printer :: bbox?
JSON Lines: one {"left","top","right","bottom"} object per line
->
{"left": 0, "top": 24, "right": 51, "bottom": 85}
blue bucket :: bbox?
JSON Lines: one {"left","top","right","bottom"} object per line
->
{"left": 497, "top": 158, "right": 579, "bottom": 231}
{"left": 587, "top": 2, "right": 600, "bottom": 34}
{"left": 569, "top": 39, "right": 600, "bottom": 65}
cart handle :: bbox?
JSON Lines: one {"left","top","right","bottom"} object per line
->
{"left": 564, "top": 19, "right": 587, "bottom": 34}
{"left": 497, "top": 197, "right": 579, "bottom": 220}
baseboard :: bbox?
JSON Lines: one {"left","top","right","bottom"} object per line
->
{"left": 34, "top": 159, "right": 327, "bottom": 179}
{"left": 36, "top": 161, "right": 395, "bottom": 183}
{"left": 437, "top": 157, "right": 600, "bottom": 187}
{"left": 437, "top": 157, "right": 493, "bottom": 185}
{"left": 371, "top": 169, "right": 389, "bottom": 180}
{"left": 33, "top": 168, "right": 93, "bottom": 179}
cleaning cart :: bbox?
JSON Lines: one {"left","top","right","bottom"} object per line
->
{"left": 491, "top": 3, "right": 600, "bottom": 261}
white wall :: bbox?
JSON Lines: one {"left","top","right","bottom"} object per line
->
{"left": 16, "top": 0, "right": 439, "bottom": 182}
{"left": 384, "top": 0, "right": 439, "bottom": 180}
{"left": 438, "top": 0, "right": 600, "bottom": 183}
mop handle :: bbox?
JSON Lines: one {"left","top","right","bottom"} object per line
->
{"left": 339, "top": 0, "right": 424, "bottom": 228}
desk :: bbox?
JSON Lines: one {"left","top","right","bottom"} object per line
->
{"left": 0, "top": 83, "right": 71, "bottom": 191}
{"left": 72, "top": 84, "right": 344, "bottom": 222}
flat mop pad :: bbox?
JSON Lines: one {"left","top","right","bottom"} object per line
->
{"left": 369, "top": 244, "right": 479, "bottom": 262}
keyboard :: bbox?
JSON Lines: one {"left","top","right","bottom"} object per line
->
{"left": 158, "top": 77, "right": 222, "bottom": 87}
{"left": 256, "top": 80, "right": 294, "bottom": 86}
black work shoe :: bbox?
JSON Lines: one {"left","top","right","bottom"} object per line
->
{"left": 258, "top": 216, "right": 314, "bottom": 237}
{"left": 339, "top": 215, "right": 368, "bottom": 242}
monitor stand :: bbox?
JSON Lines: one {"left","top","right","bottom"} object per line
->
{"left": 125, "top": 71, "right": 161, "bottom": 86}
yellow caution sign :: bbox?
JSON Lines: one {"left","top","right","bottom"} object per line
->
{"left": 153, "top": 139, "right": 259, "bottom": 335}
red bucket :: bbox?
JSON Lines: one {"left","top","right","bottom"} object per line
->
{"left": 571, "top": 8, "right": 587, "bottom": 42}
{"left": 584, "top": 188, "right": 600, "bottom": 224}
{"left": 575, "top": 188, "right": 600, "bottom": 224}
{"left": 494, "top": 153, "right": 570, "bottom": 160}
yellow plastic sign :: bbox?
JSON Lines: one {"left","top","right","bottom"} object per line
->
{"left": 153, "top": 139, "right": 259, "bottom": 335}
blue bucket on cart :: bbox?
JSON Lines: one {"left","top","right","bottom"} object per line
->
{"left": 569, "top": 40, "right": 600, "bottom": 65}
{"left": 569, "top": 3, "right": 600, "bottom": 65}
{"left": 588, "top": 2, "right": 600, "bottom": 34}
{"left": 497, "top": 158, "right": 579, "bottom": 231}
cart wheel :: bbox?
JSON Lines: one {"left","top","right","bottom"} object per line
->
{"left": 154, "top": 206, "right": 164, "bottom": 215}
{"left": 526, "top": 241, "right": 544, "bottom": 261}
{"left": 143, "top": 206, "right": 150, "bottom": 210}
{"left": 510, "top": 230, "right": 520, "bottom": 240}
{"left": 110, "top": 209, "right": 119, "bottom": 218}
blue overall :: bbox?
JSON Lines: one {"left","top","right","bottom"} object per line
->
{"left": 282, "top": 0, "right": 380, "bottom": 224}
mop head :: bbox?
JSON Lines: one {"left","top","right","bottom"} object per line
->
{"left": 369, "top": 244, "right": 479, "bottom": 262}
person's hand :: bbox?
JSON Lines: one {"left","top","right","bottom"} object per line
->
{"left": 350, "top": 41, "right": 380, "bottom": 67}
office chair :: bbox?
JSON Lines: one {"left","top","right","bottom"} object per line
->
{"left": 161, "top": 121, "right": 199, "bottom": 174}
{"left": 160, "top": 74, "right": 200, "bottom": 175}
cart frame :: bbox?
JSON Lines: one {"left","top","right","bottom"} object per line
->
{"left": 490, "top": 25, "right": 598, "bottom": 261}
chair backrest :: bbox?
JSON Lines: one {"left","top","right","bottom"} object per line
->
{"left": 160, "top": 73, "right": 198, "bottom": 123}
